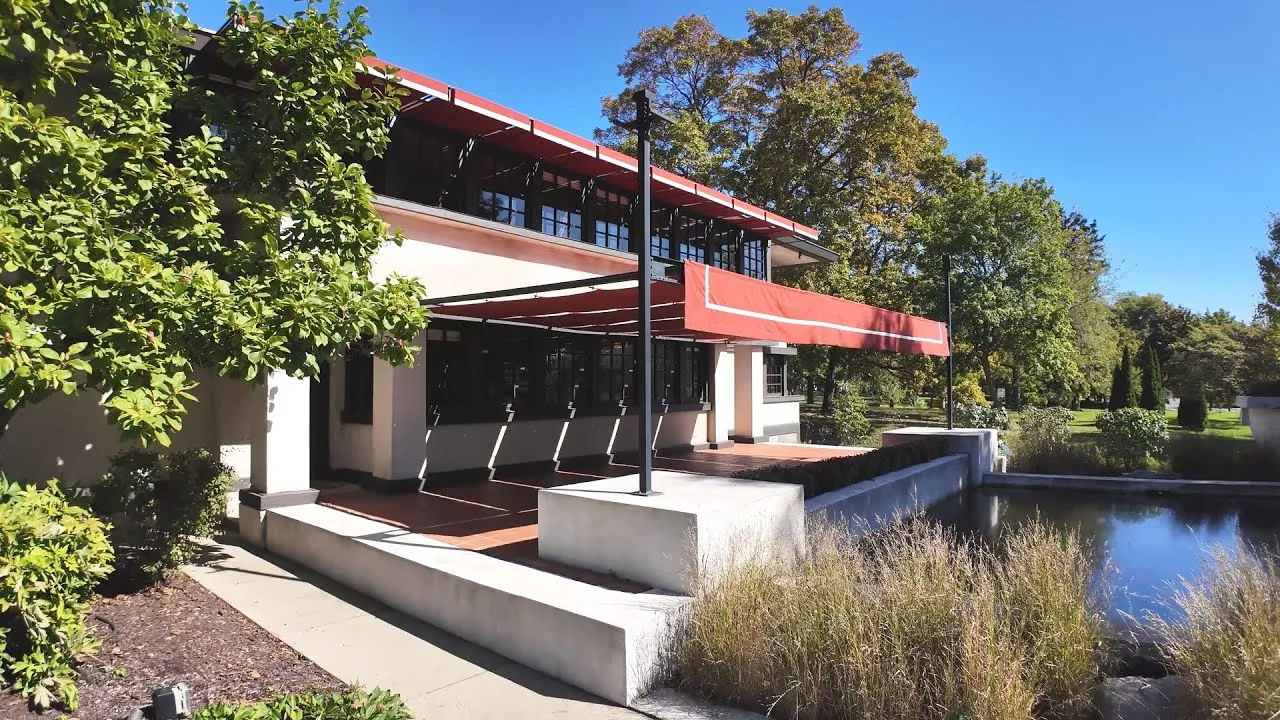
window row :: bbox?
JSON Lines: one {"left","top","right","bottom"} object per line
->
{"left": 384, "top": 322, "right": 713, "bottom": 423}
{"left": 370, "top": 119, "right": 768, "bottom": 279}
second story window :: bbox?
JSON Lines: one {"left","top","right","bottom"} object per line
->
{"left": 477, "top": 152, "right": 527, "bottom": 228}
{"left": 708, "top": 222, "right": 739, "bottom": 272}
{"left": 743, "top": 236, "right": 766, "bottom": 279}
{"left": 540, "top": 171, "right": 583, "bottom": 241}
{"left": 594, "top": 187, "right": 631, "bottom": 251}
{"left": 650, "top": 206, "right": 674, "bottom": 262}
{"left": 678, "top": 214, "right": 707, "bottom": 263}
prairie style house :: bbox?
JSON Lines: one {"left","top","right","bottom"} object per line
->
{"left": 0, "top": 31, "right": 948, "bottom": 502}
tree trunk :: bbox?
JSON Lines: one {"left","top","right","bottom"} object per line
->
{"left": 1012, "top": 366, "right": 1022, "bottom": 410}
{"left": 821, "top": 347, "right": 839, "bottom": 413}
{"left": 981, "top": 356, "right": 997, "bottom": 404}
{"left": 806, "top": 377, "right": 815, "bottom": 404}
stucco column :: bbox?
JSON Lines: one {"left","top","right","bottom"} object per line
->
{"left": 372, "top": 337, "right": 428, "bottom": 489}
{"left": 708, "top": 344, "right": 736, "bottom": 448}
{"left": 240, "top": 371, "right": 314, "bottom": 546}
{"left": 733, "top": 345, "right": 765, "bottom": 441}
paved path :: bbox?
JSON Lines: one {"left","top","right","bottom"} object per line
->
{"left": 185, "top": 540, "right": 645, "bottom": 720}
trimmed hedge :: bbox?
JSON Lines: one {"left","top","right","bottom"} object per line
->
{"left": 1176, "top": 396, "right": 1208, "bottom": 431}
{"left": 194, "top": 687, "right": 412, "bottom": 720}
{"left": 734, "top": 438, "right": 952, "bottom": 499}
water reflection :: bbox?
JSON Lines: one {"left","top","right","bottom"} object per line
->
{"left": 930, "top": 488, "right": 1280, "bottom": 621}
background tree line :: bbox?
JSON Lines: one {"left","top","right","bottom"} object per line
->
{"left": 596, "top": 6, "right": 1280, "bottom": 411}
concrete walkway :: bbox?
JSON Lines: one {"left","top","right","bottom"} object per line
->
{"left": 185, "top": 540, "right": 645, "bottom": 720}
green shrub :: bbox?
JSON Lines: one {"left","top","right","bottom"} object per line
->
{"left": 953, "top": 375, "right": 988, "bottom": 406}
{"left": 194, "top": 687, "right": 412, "bottom": 719}
{"left": 832, "top": 388, "right": 871, "bottom": 445}
{"left": 93, "top": 449, "right": 235, "bottom": 583}
{"left": 1152, "top": 549, "right": 1280, "bottom": 720}
{"left": 1176, "top": 395, "right": 1208, "bottom": 431}
{"left": 0, "top": 477, "right": 114, "bottom": 709}
{"left": 1095, "top": 408, "right": 1168, "bottom": 471}
{"left": 1009, "top": 442, "right": 1112, "bottom": 476}
{"left": 1166, "top": 434, "right": 1280, "bottom": 481}
{"left": 955, "top": 402, "right": 1010, "bottom": 430}
{"left": 735, "top": 438, "right": 951, "bottom": 498}
{"left": 1009, "top": 406, "right": 1099, "bottom": 474}
{"left": 799, "top": 414, "right": 837, "bottom": 444}
{"left": 677, "top": 519, "right": 1103, "bottom": 720}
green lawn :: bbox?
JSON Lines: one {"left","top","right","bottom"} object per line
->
{"left": 1066, "top": 407, "right": 1250, "bottom": 441}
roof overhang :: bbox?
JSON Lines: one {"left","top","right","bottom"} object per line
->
{"left": 425, "top": 261, "right": 948, "bottom": 357}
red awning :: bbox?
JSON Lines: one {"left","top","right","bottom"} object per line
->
{"left": 427, "top": 262, "right": 949, "bottom": 357}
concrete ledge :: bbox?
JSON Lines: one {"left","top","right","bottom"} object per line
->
{"left": 882, "top": 427, "right": 998, "bottom": 485}
{"left": 539, "top": 471, "right": 804, "bottom": 594}
{"left": 985, "top": 472, "right": 1280, "bottom": 497}
{"left": 805, "top": 454, "right": 969, "bottom": 538}
{"left": 257, "top": 503, "right": 688, "bottom": 705}
{"left": 238, "top": 488, "right": 319, "bottom": 510}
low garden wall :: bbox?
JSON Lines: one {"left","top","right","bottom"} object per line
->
{"left": 805, "top": 454, "right": 969, "bottom": 538}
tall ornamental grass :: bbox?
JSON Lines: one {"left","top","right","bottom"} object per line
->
{"left": 677, "top": 519, "right": 1105, "bottom": 720}
{"left": 1153, "top": 548, "right": 1280, "bottom": 719}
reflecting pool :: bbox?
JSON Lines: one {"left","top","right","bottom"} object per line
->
{"left": 929, "top": 487, "right": 1280, "bottom": 621}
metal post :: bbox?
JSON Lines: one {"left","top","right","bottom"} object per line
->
{"left": 631, "top": 89, "right": 672, "bottom": 496}
{"left": 945, "top": 253, "right": 955, "bottom": 430}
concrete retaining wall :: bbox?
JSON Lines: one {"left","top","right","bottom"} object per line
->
{"left": 985, "top": 472, "right": 1280, "bottom": 497}
{"left": 261, "top": 503, "right": 687, "bottom": 705}
{"left": 805, "top": 454, "right": 969, "bottom": 537}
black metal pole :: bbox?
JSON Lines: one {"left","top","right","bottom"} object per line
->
{"left": 634, "top": 90, "right": 655, "bottom": 496}
{"left": 945, "top": 253, "right": 954, "bottom": 430}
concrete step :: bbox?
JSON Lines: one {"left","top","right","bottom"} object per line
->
{"left": 261, "top": 504, "right": 687, "bottom": 705}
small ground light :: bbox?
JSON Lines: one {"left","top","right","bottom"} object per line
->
{"left": 152, "top": 682, "right": 191, "bottom": 719}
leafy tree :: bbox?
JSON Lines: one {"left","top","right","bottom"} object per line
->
{"left": 1257, "top": 214, "right": 1280, "bottom": 325}
{"left": 1138, "top": 341, "right": 1164, "bottom": 410}
{"left": 1062, "top": 212, "right": 1119, "bottom": 402}
{"left": 0, "top": 1, "right": 428, "bottom": 445}
{"left": 1108, "top": 346, "right": 1138, "bottom": 410}
{"left": 1166, "top": 311, "right": 1250, "bottom": 406}
{"left": 598, "top": 7, "right": 948, "bottom": 412}
{"left": 914, "top": 166, "right": 1078, "bottom": 402}
{"left": 1112, "top": 293, "right": 1193, "bottom": 367}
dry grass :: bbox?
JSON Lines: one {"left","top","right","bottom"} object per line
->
{"left": 1153, "top": 548, "right": 1280, "bottom": 719}
{"left": 677, "top": 518, "right": 1105, "bottom": 720}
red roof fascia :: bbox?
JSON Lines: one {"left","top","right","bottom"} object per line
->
{"left": 427, "top": 262, "right": 949, "bottom": 356}
{"left": 362, "top": 56, "right": 819, "bottom": 242}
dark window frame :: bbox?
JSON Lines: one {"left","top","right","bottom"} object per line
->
{"left": 342, "top": 342, "right": 374, "bottom": 425}
{"left": 765, "top": 353, "right": 788, "bottom": 397}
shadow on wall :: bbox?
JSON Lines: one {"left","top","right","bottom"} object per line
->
{"left": 418, "top": 409, "right": 707, "bottom": 476}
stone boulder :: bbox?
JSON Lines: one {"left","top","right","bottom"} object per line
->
{"left": 1094, "top": 676, "right": 1188, "bottom": 720}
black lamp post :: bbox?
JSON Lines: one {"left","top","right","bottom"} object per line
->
{"left": 631, "top": 88, "right": 674, "bottom": 496}
{"left": 944, "top": 253, "right": 955, "bottom": 430}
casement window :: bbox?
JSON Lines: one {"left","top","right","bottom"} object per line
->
{"left": 593, "top": 187, "right": 632, "bottom": 251}
{"left": 596, "top": 339, "right": 634, "bottom": 407}
{"left": 539, "top": 171, "right": 584, "bottom": 241}
{"left": 708, "top": 222, "right": 739, "bottom": 273}
{"left": 426, "top": 327, "right": 466, "bottom": 411}
{"left": 476, "top": 152, "right": 527, "bottom": 228}
{"left": 542, "top": 334, "right": 590, "bottom": 407}
{"left": 677, "top": 213, "right": 708, "bottom": 263}
{"left": 742, "top": 236, "right": 766, "bottom": 280}
{"left": 650, "top": 205, "right": 674, "bottom": 262}
{"left": 765, "top": 353, "right": 788, "bottom": 397}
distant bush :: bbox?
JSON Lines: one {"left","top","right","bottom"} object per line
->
{"left": 953, "top": 376, "right": 988, "bottom": 406}
{"left": 1176, "top": 395, "right": 1208, "bottom": 431}
{"left": 736, "top": 438, "right": 951, "bottom": 499}
{"left": 1095, "top": 408, "right": 1168, "bottom": 471}
{"left": 1009, "top": 406, "right": 1092, "bottom": 474}
{"left": 1166, "top": 434, "right": 1279, "bottom": 481}
{"left": 800, "top": 414, "right": 837, "bottom": 444}
{"left": 93, "top": 449, "right": 235, "bottom": 583}
{"left": 832, "top": 388, "right": 871, "bottom": 445}
{"left": 194, "top": 687, "right": 412, "bottom": 720}
{"left": 955, "top": 403, "right": 1010, "bottom": 431}
{"left": 1009, "top": 442, "right": 1114, "bottom": 476}
{"left": 0, "top": 477, "right": 114, "bottom": 710}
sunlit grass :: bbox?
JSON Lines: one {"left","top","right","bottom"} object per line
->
{"left": 677, "top": 519, "right": 1106, "bottom": 720}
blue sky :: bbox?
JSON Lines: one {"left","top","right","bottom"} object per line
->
{"left": 188, "top": 1, "right": 1280, "bottom": 321}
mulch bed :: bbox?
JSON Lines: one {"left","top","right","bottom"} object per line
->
{"left": 0, "top": 573, "right": 344, "bottom": 719}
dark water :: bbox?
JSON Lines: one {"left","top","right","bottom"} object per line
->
{"left": 929, "top": 487, "right": 1280, "bottom": 621}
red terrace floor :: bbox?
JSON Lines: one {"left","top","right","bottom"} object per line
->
{"left": 317, "top": 445, "right": 862, "bottom": 592}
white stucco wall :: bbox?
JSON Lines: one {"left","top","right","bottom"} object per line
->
{"left": 327, "top": 355, "right": 374, "bottom": 474}
{"left": 759, "top": 400, "right": 801, "bottom": 439}
{"left": 0, "top": 369, "right": 255, "bottom": 486}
